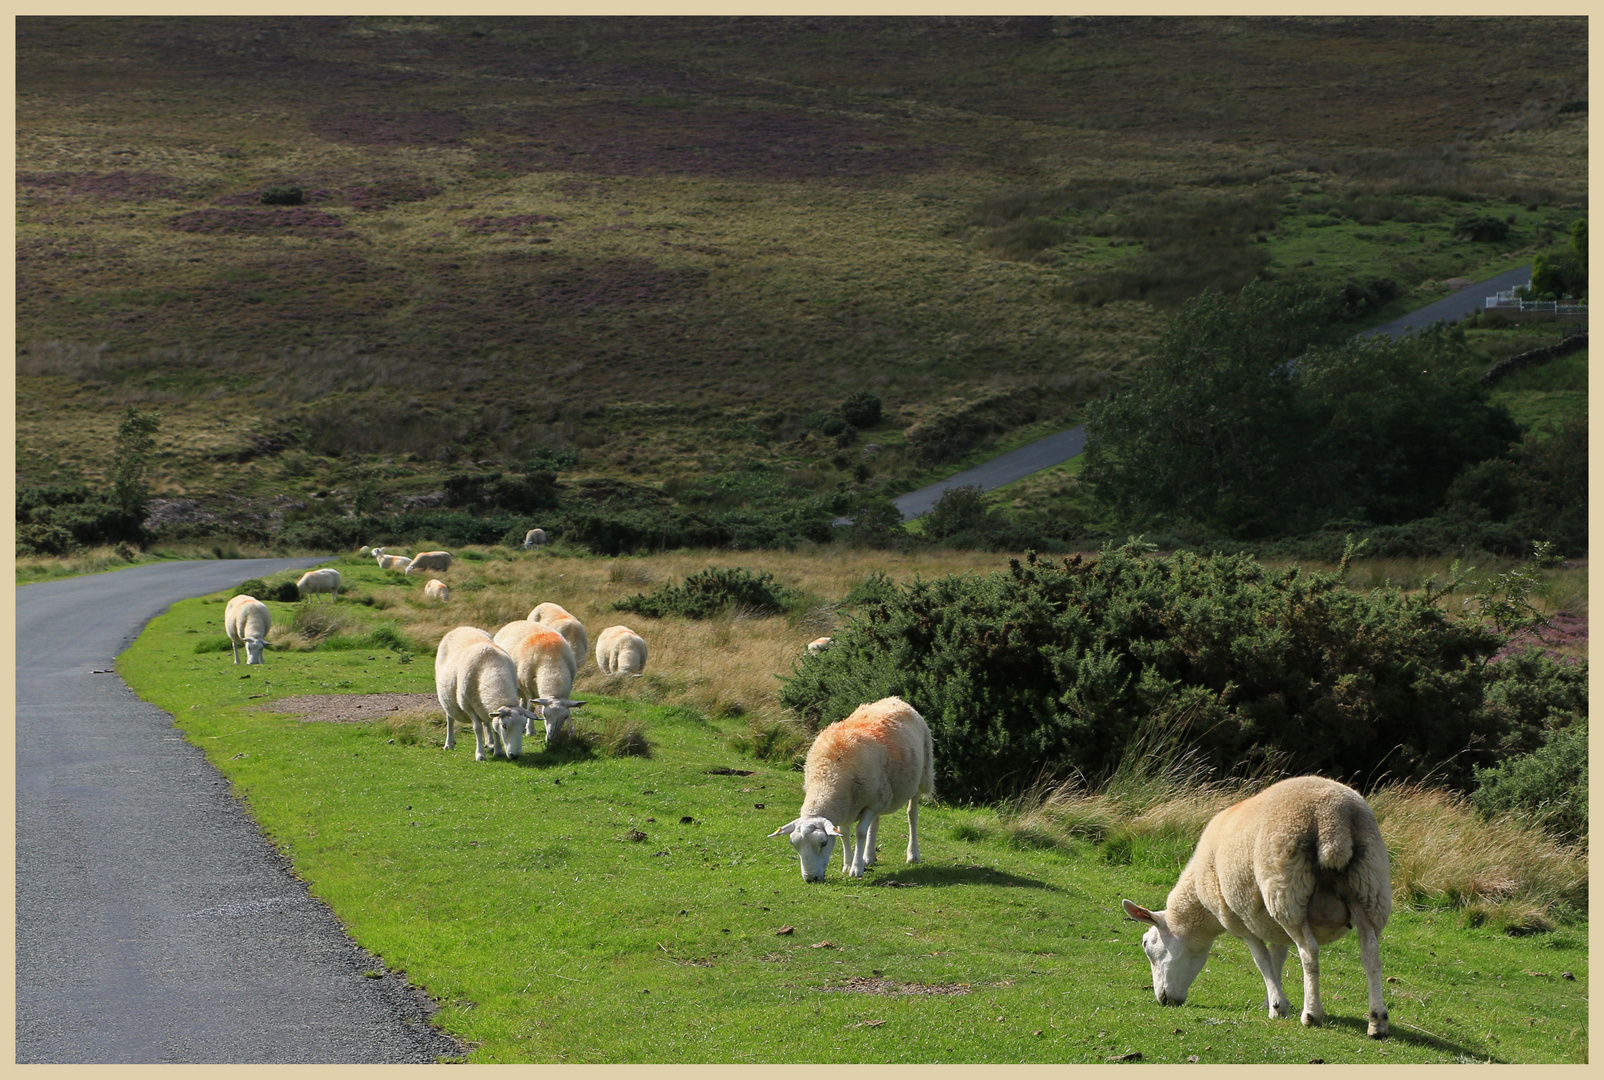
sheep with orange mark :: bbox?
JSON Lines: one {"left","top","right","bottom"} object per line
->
{"left": 1122, "top": 775, "right": 1392, "bottom": 1037}
{"left": 529, "top": 601, "right": 589, "bottom": 667}
{"left": 769, "top": 696, "right": 934, "bottom": 882}
{"left": 523, "top": 528, "right": 546, "bottom": 550}
{"left": 595, "top": 625, "right": 648, "bottom": 676}
{"left": 807, "top": 636, "right": 832, "bottom": 655}
{"left": 373, "top": 548, "right": 412, "bottom": 573}
{"left": 433, "top": 626, "right": 538, "bottom": 761}
{"left": 406, "top": 550, "right": 453, "bottom": 576}
{"left": 423, "top": 579, "right": 450, "bottom": 602}
{"left": 492, "top": 619, "right": 585, "bottom": 744}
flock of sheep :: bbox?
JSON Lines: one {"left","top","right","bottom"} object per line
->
{"left": 221, "top": 545, "right": 1393, "bottom": 1037}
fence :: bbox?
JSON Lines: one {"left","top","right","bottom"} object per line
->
{"left": 1485, "top": 288, "right": 1588, "bottom": 316}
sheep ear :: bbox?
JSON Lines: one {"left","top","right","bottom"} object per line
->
{"left": 531, "top": 697, "right": 555, "bottom": 707}
{"left": 562, "top": 699, "right": 587, "bottom": 708}
{"left": 768, "top": 820, "right": 799, "bottom": 838}
{"left": 1121, "top": 899, "right": 1156, "bottom": 924}
{"left": 825, "top": 823, "right": 843, "bottom": 837}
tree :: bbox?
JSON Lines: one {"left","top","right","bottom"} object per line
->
{"left": 112, "top": 406, "right": 161, "bottom": 518}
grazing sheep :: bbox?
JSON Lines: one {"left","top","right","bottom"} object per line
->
{"left": 405, "top": 550, "right": 453, "bottom": 576}
{"left": 491, "top": 619, "right": 585, "bottom": 743}
{"left": 358, "top": 546, "right": 372, "bottom": 556}
{"left": 1121, "top": 775, "right": 1392, "bottom": 1038}
{"left": 423, "top": 579, "right": 450, "bottom": 602}
{"left": 224, "top": 594, "right": 271, "bottom": 665}
{"left": 296, "top": 568, "right": 341, "bottom": 603}
{"left": 523, "top": 528, "right": 546, "bottom": 550}
{"left": 807, "top": 637, "right": 832, "bottom": 655}
{"left": 769, "top": 696, "right": 934, "bottom": 882}
{"left": 434, "top": 628, "right": 539, "bottom": 761}
{"left": 528, "top": 602, "right": 589, "bottom": 667}
{"left": 595, "top": 625, "right": 648, "bottom": 676}
{"left": 374, "top": 548, "right": 413, "bottom": 573}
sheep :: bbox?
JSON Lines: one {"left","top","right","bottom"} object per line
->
{"left": 595, "top": 625, "right": 648, "bottom": 677}
{"left": 1121, "top": 775, "right": 1392, "bottom": 1038}
{"left": 374, "top": 548, "right": 413, "bottom": 573}
{"left": 406, "top": 550, "right": 453, "bottom": 576}
{"left": 423, "top": 579, "right": 450, "bottom": 602}
{"left": 224, "top": 594, "right": 272, "bottom": 665}
{"left": 296, "top": 568, "right": 341, "bottom": 603}
{"left": 529, "top": 602, "right": 589, "bottom": 667}
{"left": 523, "top": 528, "right": 546, "bottom": 550}
{"left": 768, "top": 696, "right": 934, "bottom": 882}
{"left": 491, "top": 619, "right": 585, "bottom": 743}
{"left": 434, "top": 627, "right": 539, "bottom": 761}
{"left": 807, "top": 636, "right": 832, "bottom": 655}
{"left": 358, "top": 545, "right": 372, "bottom": 556}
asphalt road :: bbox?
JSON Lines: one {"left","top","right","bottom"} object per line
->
{"left": 16, "top": 558, "right": 462, "bottom": 1063}
{"left": 859, "top": 264, "right": 1535, "bottom": 523}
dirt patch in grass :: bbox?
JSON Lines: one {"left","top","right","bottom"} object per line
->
{"left": 262, "top": 692, "right": 439, "bottom": 723}
{"left": 820, "top": 976, "right": 970, "bottom": 997}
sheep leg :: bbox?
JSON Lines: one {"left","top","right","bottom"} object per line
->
{"left": 470, "top": 717, "right": 490, "bottom": 761}
{"left": 839, "top": 822, "right": 856, "bottom": 874}
{"left": 1240, "top": 937, "right": 1292, "bottom": 1019}
{"left": 863, "top": 816, "right": 880, "bottom": 868}
{"left": 1353, "top": 906, "right": 1389, "bottom": 1038}
{"left": 441, "top": 704, "right": 459, "bottom": 750}
{"left": 906, "top": 798, "right": 921, "bottom": 863}
{"left": 1289, "top": 923, "right": 1324, "bottom": 1026}
{"left": 849, "top": 812, "right": 876, "bottom": 877}
{"left": 231, "top": 641, "right": 240, "bottom": 665}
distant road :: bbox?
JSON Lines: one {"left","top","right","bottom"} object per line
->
{"left": 1359, "top": 264, "right": 1531, "bottom": 339}
{"left": 856, "top": 264, "right": 1535, "bottom": 523}
{"left": 17, "top": 559, "right": 460, "bottom": 1063}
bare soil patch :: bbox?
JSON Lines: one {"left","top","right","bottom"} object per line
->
{"left": 820, "top": 976, "right": 970, "bottom": 997}
{"left": 261, "top": 692, "right": 439, "bottom": 723}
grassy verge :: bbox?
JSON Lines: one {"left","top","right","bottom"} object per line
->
{"left": 113, "top": 547, "right": 1586, "bottom": 1062}
{"left": 13, "top": 541, "right": 313, "bottom": 585}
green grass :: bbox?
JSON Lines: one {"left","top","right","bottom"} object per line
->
{"left": 115, "top": 584, "right": 1588, "bottom": 1063}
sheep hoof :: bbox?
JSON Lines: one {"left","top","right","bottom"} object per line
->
{"left": 1368, "top": 1010, "right": 1389, "bottom": 1039}
{"left": 1268, "top": 1002, "right": 1290, "bottom": 1019}
{"left": 1300, "top": 1011, "right": 1323, "bottom": 1027}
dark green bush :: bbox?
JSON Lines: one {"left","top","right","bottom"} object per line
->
{"left": 232, "top": 578, "right": 269, "bottom": 599}
{"left": 612, "top": 566, "right": 802, "bottom": 620}
{"left": 1453, "top": 214, "right": 1510, "bottom": 242}
{"left": 16, "top": 483, "right": 146, "bottom": 552}
{"left": 1472, "top": 718, "right": 1587, "bottom": 845}
{"left": 268, "top": 580, "right": 302, "bottom": 603}
{"left": 1441, "top": 417, "right": 1587, "bottom": 557}
{"left": 840, "top": 392, "right": 883, "bottom": 429}
{"left": 781, "top": 542, "right": 1521, "bottom": 801}
{"left": 260, "top": 186, "right": 305, "bottom": 206}
{"left": 442, "top": 470, "right": 559, "bottom": 514}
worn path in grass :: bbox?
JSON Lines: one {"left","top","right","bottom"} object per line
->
{"left": 15, "top": 558, "right": 461, "bottom": 1063}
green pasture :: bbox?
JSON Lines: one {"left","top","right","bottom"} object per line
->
{"left": 116, "top": 588, "right": 1588, "bottom": 1063}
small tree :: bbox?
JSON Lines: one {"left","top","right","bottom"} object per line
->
{"left": 112, "top": 406, "right": 161, "bottom": 518}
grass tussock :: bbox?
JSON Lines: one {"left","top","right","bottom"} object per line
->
{"left": 571, "top": 715, "right": 653, "bottom": 759}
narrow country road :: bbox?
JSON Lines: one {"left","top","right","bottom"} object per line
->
{"left": 868, "top": 264, "right": 1534, "bottom": 522}
{"left": 16, "top": 558, "right": 461, "bottom": 1063}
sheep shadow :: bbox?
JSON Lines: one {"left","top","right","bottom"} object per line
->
{"left": 858, "top": 862, "right": 1055, "bottom": 891}
{"left": 1321, "top": 1016, "right": 1503, "bottom": 1062}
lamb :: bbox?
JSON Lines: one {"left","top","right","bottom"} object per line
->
{"left": 769, "top": 696, "right": 935, "bottom": 882}
{"left": 224, "top": 594, "right": 272, "bottom": 665}
{"left": 434, "top": 629, "right": 539, "bottom": 761}
{"left": 406, "top": 550, "right": 453, "bottom": 576}
{"left": 1121, "top": 775, "right": 1392, "bottom": 1038}
{"left": 595, "top": 625, "right": 648, "bottom": 676}
{"left": 295, "top": 568, "right": 341, "bottom": 603}
{"left": 423, "top": 579, "right": 450, "bottom": 602}
{"left": 807, "top": 636, "right": 832, "bottom": 655}
{"left": 528, "top": 602, "right": 589, "bottom": 667}
{"left": 523, "top": 528, "right": 546, "bottom": 550}
{"left": 491, "top": 619, "right": 585, "bottom": 743}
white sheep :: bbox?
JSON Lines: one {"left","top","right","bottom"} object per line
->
{"left": 1122, "top": 775, "right": 1392, "bottom": 1038}
{"left": 406, "top": 550, "right": 453, "bottom": 576}
{"left": 807, "top": 636, "right": 832, "bottom": 655}
{"left": 595, "top": 625, "right": 648, "bottom": 677}
{"left": 296, "top": 568, "right": 341, "bottom": 603}
{"left": 224, "top": 594, "right": 272, "bottom": 665}
{"left": 491, "top": 619, "right": 585, "bottom": 743}
{"left": 434, "top": 627, "right": 538, "bottom": 761}
{"left": 523, "top": 528, "right": 546, "bottom": 550}
{"left": 769, "top": 696, "right": 935, "bottom": 882}
{"left": 374, "top": 548, "right": 413, "bottom": 573}
{"left": 358, "top": 545, "right": 372, "bottom": 556}
{"left": 423, "top": 579, "right": 450, "bottom": 602}
{"left": 528, "top": 602, "right": 589, "bottom": 667}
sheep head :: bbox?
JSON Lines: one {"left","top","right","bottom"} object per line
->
{"left": 531, "top": 697, "right": 586, "bottom": 744}
{"left": 1122, "top": 899, "right": 1212, "bottom": 1007}
{"left": 769, "top": 816, "right": 844, "bottom": 883}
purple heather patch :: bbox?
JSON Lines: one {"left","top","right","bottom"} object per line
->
{"left": 168, "top": 207, "right": 355, "bottom": 238}
{"left": 1491, "top": 612, "right": 1588, "bottom": 666}
{"left": 458, "top": 214, "right": 561, "bottom": 233}
{"left": 311, "top": 107, "right": 468, "bottom": 147}
{"left": 17, "top": 170, "right": 193, "bottom": 201}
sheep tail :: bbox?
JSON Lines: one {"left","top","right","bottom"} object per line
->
{"left": 1313, "top": 800, "right": 1356, "bottom": 871}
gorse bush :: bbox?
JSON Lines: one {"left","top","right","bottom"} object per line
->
{"left": 1472, "top": 719, "right": 1587, "bottom": 846}
{"left": 612, "top": 566, "right": 802, "bottom": 620}
{"left": 779, "top": 541, "right": 1560, "bottom": 802}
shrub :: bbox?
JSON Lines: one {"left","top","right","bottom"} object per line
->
{"left": 267, "top": 580, "right": 302, "bottom": 603}
{"left": 612, "top": 566, "right": 802, "bottom": 620}
{"left": 839, "top": 392, "right": 883, "bottom": 429}
{"left": 921, "top": 485, "right": 992, "bottom": 540}
{"left": 1472, "top": 719, "right": 1587, "bottom": 845}
{"left": 442, "top": 470, "right": 559, "bottom": 514}
{"left": 260, "top": 186, "right": 305, "bottom": 206}
{"left": 232, "top": 578, "right": 269, "bottom": 599}
{"left": 1453, "top": 214, "right": 1511, "bottom": 242}
{"left": 781, "top": 542, "right": 1516, "bottom": 801}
